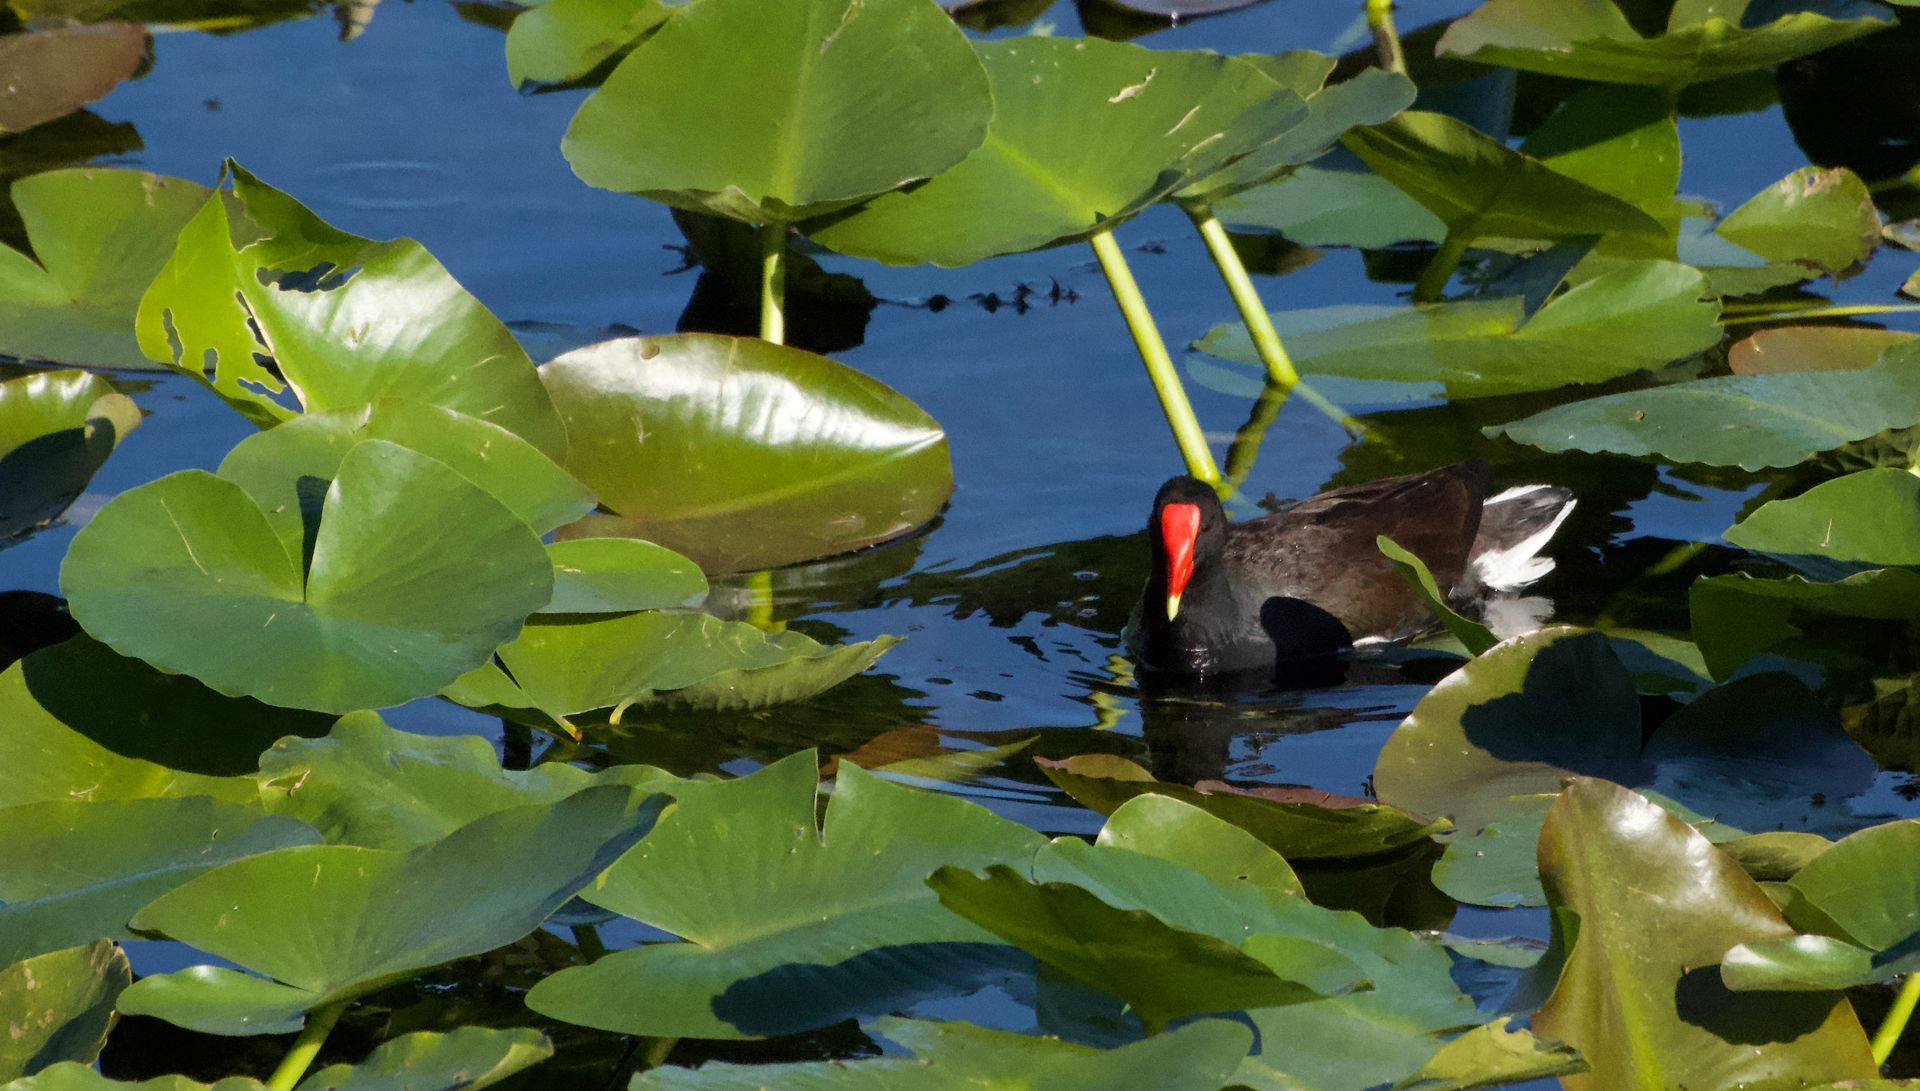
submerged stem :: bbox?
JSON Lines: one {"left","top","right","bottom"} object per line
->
{"left": 266, "top": 1000, "right": 347, "bottom": 1091}
{"left": 1414, "top": 230, "right": 1470, "bottom": 303}
{"left": 1873, "top": 973, "right": 1920, "bottom": 1065}
{"left": 1088, "top": 227, "right": 1221, "bottom": 485}
{"left": 760, "top": 222, "right": 787, "bottom": 345}
{"left": 573, "top": 924, "right": 608, "bottom": 962}
{"left": 1366, "top": 0, "right": 1407, "bottom": 75}
{"left": 1186, "top": 203, "right": 1368, "bottom": 441}
{"left": 742, "top": 569, "right": 782, "bottom": 633}
{"left": 1722, "top": 303, "right": 1920, "bottom": 327}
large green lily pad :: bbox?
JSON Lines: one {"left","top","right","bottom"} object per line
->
{"left": 1724, "top": 468, "right": 1920, "bottom": 577}
{"left": 1491, "top": 346, "right": 1920, "bottom": 469}
{"left": 929, "top": 862, "right": 1357, "bottom": 1036}
{"left": 61, "top": 441, "right": 553, "bottom": 713}
{"left": 806, "top": 37, "right": 1306, "bottom": 266}
{"left": 1173, "top": 56, "right": 1415, "bottom": 206}
{"left": 257, "top": 711, "right": 676, "bottom": 850}
{"left": 0, "top": 797, "right": 320, "bottom": 965}
{"left": 1723, "top": 820, "right": 1920, "bottom": 990}
{"left": 1372, "top": 627, "right": 1876, "bottom": 834}
{"left": 504, "top": 0, "right": 678, "bottom": 90}
{"left": 1531, "top": 778, "right": 1875, "bottom": 1089}
{"left": 0, "top": 942, "right": 128, "bottom": 1081}
{"left": 0, "top": 170, "right": 209, "bottom": 370}
{"left": 1038, "top": 754, "right": 1445, "bottom": 860}
{"left": 561, "top": 0, "right": 991, "bottom": 224}
{"left": 525, "top": 754, "right": 1045, "bottom": 1039}
{"left": 1436, "top": 0, "right": 1894, "bottom": 89}
{"left": 214, "top": 399, "right": 595, "bottom": 559}
{"left": 0, "top": 26, "right": 146, "bottom": 136}
{"left": 629, "top": 1017, "right": 1253, "bottom": 1090}
{"left": 541, "top": 334, "right": 951, "bottom": 573}
{"left": 120, "top": 785, "right": 663, "bottom": 1035}
{"left": 135, "top": 163, "right": 565, "bottom": 455}
{"left": 1340, "top": 111, "right": 1669, "bottom": 257}
{"left": 1192, "top": 260, "right": 1721, "bottom": 398}
{"left": 0, "top": 369, "right": 139, "bottom": 546}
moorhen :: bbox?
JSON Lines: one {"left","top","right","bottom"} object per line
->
{"left": 1126, "top": 461, "right": 1574, "bottom": 677}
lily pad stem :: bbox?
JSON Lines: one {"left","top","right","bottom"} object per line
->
{"left": 1366, "top": 0, "right": 1407, "bottom": 75}
{"left": 1415, "top": 230, "right": 1471, "bottom": 303}
{"left": 1721, "top": 303, "right": 1920, "bottom": 326}
{"left": 1088, "top": 227, "right": 1221, "bottom": 485}
{"left": 1873, "top": 973, "right": 1920, "bottom": 1065}
{"left": 573, "top": 924, "right": 608, "bottom": 962}
{"left": 266, "top": 999, "right": 348, "bottom": 1091}
{"left": 1185, "top": 202, "right": 1365, "bottom": 439}
{"left": 760, "top": 222, "right": 787, "bottom": 345}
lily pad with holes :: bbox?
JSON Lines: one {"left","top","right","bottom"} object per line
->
{"left": 135, "top": 163, "right": 566, "bottom": 453}
{"left": 0, "top": 942, "right": 128, "bottom": 1082}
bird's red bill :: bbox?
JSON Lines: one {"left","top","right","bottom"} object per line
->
{"left": 1161, "top": 502, "right": 1200, "bottom": 611}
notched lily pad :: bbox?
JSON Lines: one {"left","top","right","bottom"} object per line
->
{"left": 60, "top": 440, "right": 553, "bottom": 713}
{"left": 0, "top": 169, "right": 209, "bottom": 370}
{"left": 0, "top": 369, "right": 139, "bottom": 547}
{"left": 542, "top": 334, "right": 951, "bottom": 573}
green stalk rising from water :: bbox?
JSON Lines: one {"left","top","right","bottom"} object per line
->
{"left": 1184, "top": 201, "right": 1364, "bottom": 439}
{"left": 266, "top": 999, "right": 348, "bottom": 1091}
{"left": 1088, "top": 227, "right": 1221, "bottom": 485}
{"left": 1367, "top": 0, "right": 1407, "bottom": 75}
{"left": 1873, "top": 973, "right": 1920, "bottom": 1065}
{"left": 761, "top": 222, "right": 788, "bottom": 345}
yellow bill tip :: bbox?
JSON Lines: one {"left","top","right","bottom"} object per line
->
{"left": 1166, "top": 593, "right": 1182, "bottom": 621}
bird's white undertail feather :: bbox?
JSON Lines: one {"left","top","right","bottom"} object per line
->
{"left": 1472, "top": 493, "right": 1576, "bottom": 592}
{"left": 1481, "top": 594, "right": 1555, "bottom": 639}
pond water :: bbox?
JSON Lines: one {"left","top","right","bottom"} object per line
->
{"left": 8, "top": 0, "right": 1920, "bottom": 1079}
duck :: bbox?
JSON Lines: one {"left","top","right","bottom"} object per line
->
{"left": 1125, "top": 460, "right": 1574, "bottom": 677}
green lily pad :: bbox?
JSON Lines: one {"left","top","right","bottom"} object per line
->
{"left": 61, "top": 441, "right": 553, "bottom": 713}
{"left": 0, "top": 650, "right": 259, "bottom": 810}
{"left": 0, "top": 169, "right": 210, "bottom": 371}
{"left": 135, "top": 163, "right": 565, "bottom": 455}
{"left": 1531, "top": 778, "right": 1875, "bottom": 1088}
{"left": 1340, "top": 111, "right": 1669, "bottom": 255}
{"left": 448, "top": 610, "right": 897, "bottom": 722}
{"left": 0, "top": 797, "right": 320, "bottom": 965}
{"left": 1097, "top": 793, "right": 1305, "bottom": 902}
{"left": 1378, "top": 536, "right": 1497, "bottom": 655}
{"left": 988, "top": 832, "right": 1486, "bottom": 1088}
{"left": 806, "top": 37, "right": 1305, "bottom": 266}
{"left": 0, "top": 369, "right": 139, "bottom": 546}
{"left": 1490, "top": 345, "right": 1920, "bottom": 469}
{"left": 257, "top": 711, "right": 676, "bottom": 850}
{"left": 9, "top": 1027, "right": 552, "bottom": 1090}
{"left": 1724, "top": 819, "right": 1920, "bottom": 990}
{"left": 504, "top": 0, "right": 677, "bottom": 90}
{"left": 629, "top": 1017, "right": 1254, "bottom": 1090}
{"left": 120, "top": 785, "right": 663, "bottom": 1035}
{"left": 525, "top": 754, "right": 1045, "bottom": 1039}
{"left": 1429, "top": 795, "right": 1556, "bottom": 909}
{"left": 929, "top": 862, "right": 1356, "bottom": 1036}
{"left": 1435, "top": 0, "right": 1894, "bottom": 89}
{"left": 1192, "top": 260, "right": 1721, "bottom": 398}
{"left": 0, "top": 942, "right": 128, "bottom": 1081}
{"left": 543, "top": 538, "right": 706, "bottom": 614}
{"left": 562, "top": 0, "right": 990, "bottom": 225}
{"left": 214, "top": 400, "right": 595, "bottom": 558}
{"left": 1372, "top": 627, "right": 1876, "bottom": 834}
{"left": 1516, "top": 85, "right": 1681, "bottom": 211}
{"left": 1173, "top": 57, "right": 1416, "bottom": 206}
{"left": 1728, "top": 326, "right": 1917, "bottom": 374}
{"left": 541, "top": 334, "right": 950, "bottom": 573}
{"left": 1690, "top": 568, "right": 1920, "bottom": 678}
{"left": 1213, "top": 163, "right": 1445, "bottom": 249}
{"left": 1725, "top": 468, "right": 1920, "bottom": 577}
{"left": 0, "top": 26, "right": 146, "bottom": 136}
{"left": 1037, "top": 754, "right": 1445, "bottom": 860}
{"left": 298, "top": 1026, "right": 554, "bottom": 1090}
{"left": 1717, "top": 167, "right": 1881, "bottom": 275}
{"left": 1391, "top": 1018, "right": 1586, "bottom": 1091}
{"left": 1722, "top": 932, "right": 1920, "bottom": 992}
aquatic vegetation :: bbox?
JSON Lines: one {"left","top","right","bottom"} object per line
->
{"left": 3, "top": 0, "right": 1920, "bottom": 1086}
